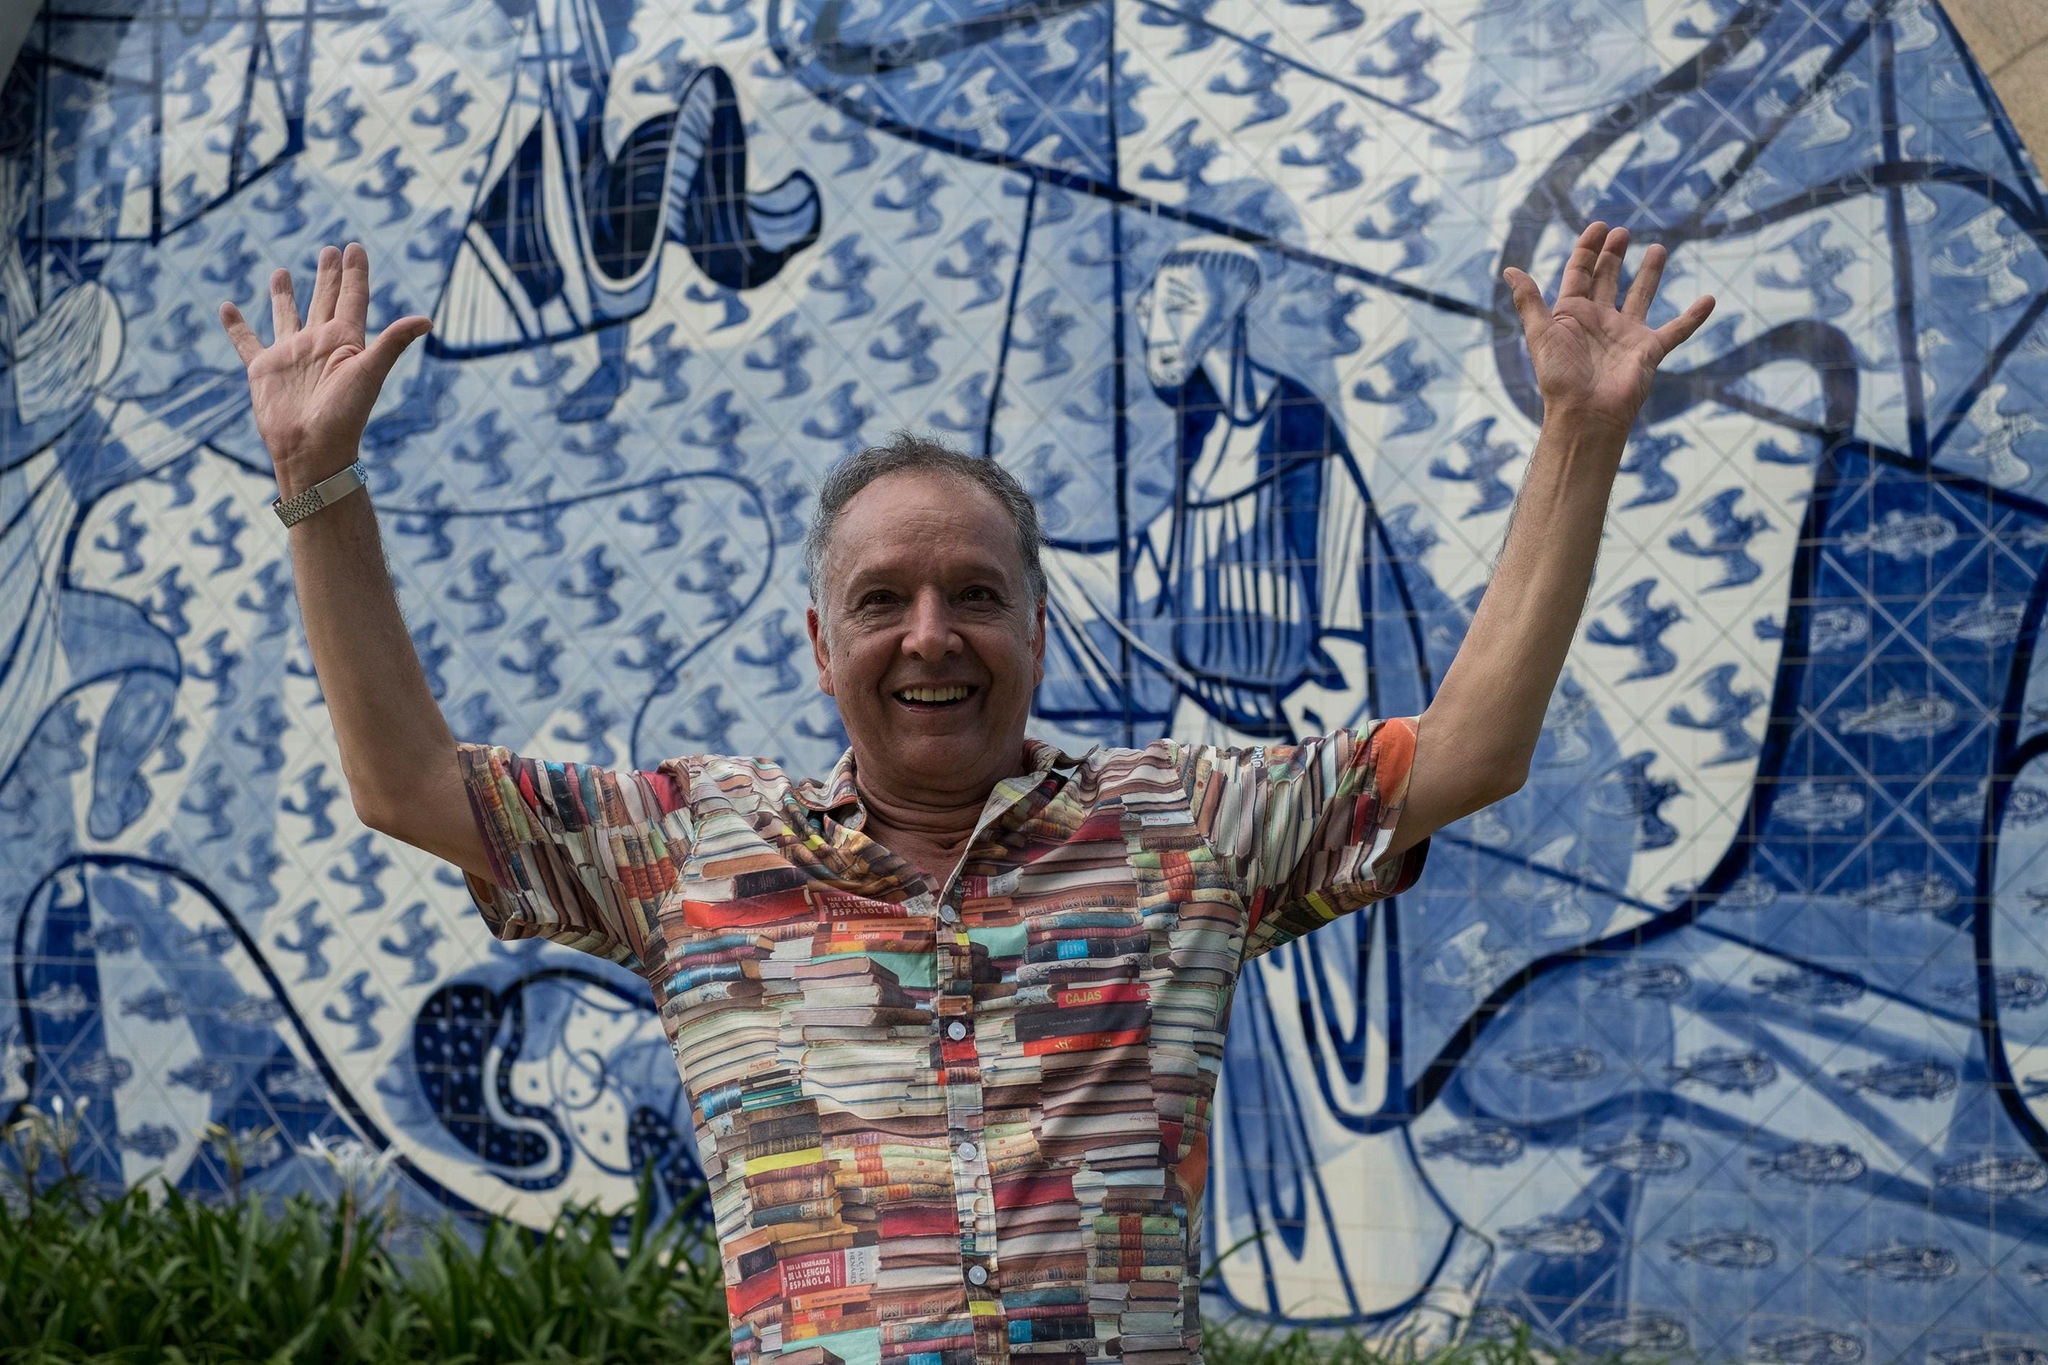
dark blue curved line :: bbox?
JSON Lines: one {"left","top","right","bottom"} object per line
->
{"left": 764, "top": 0, "right": 1497, "bottom": 326}
{"left": 982, "top": 176, "right": 1037, "bottom": 459}
{"left": 1926, "top": 290, "right": 2048, "bottom": 464}
{"left": 6, "top": 853, "right": 495, "bottom": 1220}
{"left": 1876, "top": 21, "right": 1928, "bottom": 462}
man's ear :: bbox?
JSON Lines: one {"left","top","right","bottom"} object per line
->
{"left": 807, "top": 606, "right": 836, "bottom": 696}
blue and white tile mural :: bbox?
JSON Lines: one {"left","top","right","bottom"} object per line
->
{"left": 6, "top": 0, "right": 2048, "bottom": 1352}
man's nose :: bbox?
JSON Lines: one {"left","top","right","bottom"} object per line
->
{"left": 901, "top": 591, "right": 962, "bottom": 657}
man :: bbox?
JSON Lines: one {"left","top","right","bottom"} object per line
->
{"left": 219, "top": 225, "right": 1712, "bottom": 1363}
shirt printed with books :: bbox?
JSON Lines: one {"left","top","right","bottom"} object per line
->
{"left": 458, "top": 717, "right": 1427, "bottom": 1365}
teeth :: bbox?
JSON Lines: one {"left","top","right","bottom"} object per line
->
{"left": 897, "top": 686, "right": 970, "bottom": 703}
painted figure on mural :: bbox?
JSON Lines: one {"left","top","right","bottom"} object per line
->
{"left": 1131, "top": 235, "right": 1376, "bottom": 744}
{"left": 429, "top": 0, "right": 824, "bottom": 421}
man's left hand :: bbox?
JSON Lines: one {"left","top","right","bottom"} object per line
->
{"left": 1504, "top": 221, "right": 1715, "bottom": 437}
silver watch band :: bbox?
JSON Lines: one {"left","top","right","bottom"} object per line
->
{"left": 272, "top": 461, "right": 368, "bottom": 527}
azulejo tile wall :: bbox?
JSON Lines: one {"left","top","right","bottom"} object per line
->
{"left": 4, "top": 0, "right": 2047, "bottom": 1354}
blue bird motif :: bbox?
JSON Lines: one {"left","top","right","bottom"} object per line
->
{"left": 1618, "top": 429, "right": 1687, "bottom": 508}
{"left": 620, "top": 488, "right": 687, "bottom": 551}
{"left": 808, "top": 236, "right": 879, "bottom": 323}
{"left": 359, "top": 22, "right": 419, "bottom": 92}
{"left": 930, "top": 372, "right": 997, "bottom": 436}
{"left": 409, "top": 71, "right": 474, "bottom": 152}
{"left": 1010, "top": 290, "right": 1077, "bottom": 383}
{"left": 450, "top": 411, "right": 515, "bottom": 491}
{"left": 1351, "top": 338, "right": 1440, "bottom": 437}
{"left": 1135, "top": 120, "right": 1223, "bottom": 195}
{"left": 93, "top": 503, "right": 147, "bottom": 578}
{"left": 630, "top": 37, "right": 697, "bottom": 99}
{"left": 734, "top": 609, "right": 807, "bottom": 697}
{"left": 163, "top": 50, "right": 216, "bottom": 121}
{"left": 746, "top": 314, "right": 817, "bottom": 400}
{"left": 322, "top": 971, "right": 386, "bottom": 1053}
{"left": 1434, "top": 82, "right": 1518, "bottom": 184}
{"left": 405, "top": 208, "right": 464, "bottom": 266}
{"left": 329, "top": 833, "right": 393, "bottom": 916}
{"left": 872, "top": 152, "right": 947, "bottom": 240}
{"left": 378, "top": 903, "right": 445, "bottom": 987}
{"left": 682, "top": 391, "right": 753, "bottom": 469}
{"left": 149, "top": 302, "right": 209, "bottom": 357}
{"left": 1280, "top": 285, "right": 1364, "bottom": 356}
{"left": 614, "top": 613, "right": 685, "bottom": 683}
{"left": 177, "top": 764, "right": 235, "bottom": 845}
{"left": 740, "top": 461, "right": 810, "bottom": 545}
{"left": 510, "top": 351, "right": 576, "bottom": 390}
{"left": 550, "top": 691, "right": 621, "bottom": 768}
{"left": 562, "top": 420, "right": 628, "bottom": 484}
{"left": 630, "top": 324, "right": 697, "bottom": 408}
{"left": 189, "top": 631, "right": 243, "bottom": 710}
{"left": 272, "top": 901, "right": 333, "bottom": 983}
{"left": 935, "top": 220, "right": 1010, "bottom": 310}
{"left": 1207, "top": 37, "right": 1290, "bottom": 131}
{"left": 506, "top": 476, "right": 570, "bottom": 556}
{"left": 1137, "top": 0, "right": 1220, "bottom": 56}
{"left": 1668, "top": 488, "right": 1769, "bottom": 590}
{"left": 1429, "top": 416, "right": 1523, "bottom": 516}
{"left": 1585, "top": 579, "right": 1683, "bottom": 681}
{"left": 1281, "top": 0, "right": 1364, "bottom": 39}
{"left": 235, "top": 561, "right": 294, "bottom": 639}
{"left": 197, "top": 231, "right": 261, "bottom": 304}
{"left": 447, "top": 550, "right": 511, "bottom": 633}
{"left": 281, "top": 764, "right": 341, "bottom": 844}
{"left": 685, "top": 281, "right": 751, "bottom": 331}
{"left": 1757, "top": 222, "right": 1855, "bottom": 319}
{"left": 354, "top": 148, "right": 417, "bottom": 228}
{"left": 868, "top": 302, "right": 944, "bottom": 391}
{"left": 801, "top": 381, "right": 874, "bottom": 450}
{"left": 231, "top": 696, "right": 290, "bottom": 774}
{"left": 391, "top": 482, "right": 457, "bottom": 564}
{"left": 676, "top": 538, "right": 750, "bottom": 626}
{"left": 810, "top": 111, "right": 878, "bottom": 174}
{"left": 498, "top": 617, "right": 566, "bottom": 701}
{"left": 671, "top": 683, "right": 742, "bottom": 754}
{"left": 250, "top": 164, "right": 312, "bottom": 236}
{"left": 559, "top": 546, "right": 624, "bottom": 628}
{"left": 694, "top": 0, "right": 756, "bottom": 44}
{"left": 1278, "top": 104, "right": 1367, "bottom": 200}
{"left": 1590, "top": 751, "right": 1683, "bottom": 850}
{"left": 225, "top": 831, "right": 284, "bottom": 913}
{"left": 411, "top": 622, "right": 451, "bottom": 700}
{"left": 1666, "top": 663, "right": 1764, "bottom": 766}
{"left": 1354, "top": 13, "right": 1443, "bottom": 106}
{"left": 1351, "top": 174, "right": 1437, "bottom": 272}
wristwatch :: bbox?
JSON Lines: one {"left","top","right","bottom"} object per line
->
{"left": 273, "top": 461, "right": 368, "bottom": 527}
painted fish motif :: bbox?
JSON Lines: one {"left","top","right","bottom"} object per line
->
{"left": 219, "top": 997, "right": 286, "bottom": 1028}
{"left": 1931, "top": 1345, "right": 2048, "bottom": 1365}
{"left": 2004, "top": 784, "right": 2048, "bottom": 828}
{"left": 1836, "top": 1059, "right": 1958, "bottom": 1101}
{"left": 1751, "top": 967, "right": 1866, "bottom": 1008}
{"left": 1504, "top": 1046, "right": 1606, "bottom": 1081}
{"left": 1808, "top": 606, "right": 1869, "bottom": 652}
{"left": 119, "top": 989, "right": 186, "bottom": 1022}
{"left": 1578, "top": 1314, "right": 1688, "bottom": 1351}
{"left": 116, "top": 1125, "right": 182, "bottom": 1159}
{"left": 1932, "top": 597, "right": 2025, "bottom": 645}
{"left": 27, "top": 983, "right": 92, "bottom": 1022}
{"left": 168, "top": 1059, "right": 238, "bottom": 1094}
{"left": 72, "top": 1054, "right": 134, "bottom": 1089}
{"left": 1836, "top": 690, "right": 1960, "bottom": 742}
{"left": 1934, "top": 1156, "right": 2048, "bottom": 1195}
{"left": 1599, "top": 961, "right": 1692, "bottom": 1000}
{"left": 1668, "top": 1229, "right": 1777, "bottom": 1268}
{"left": 73, "top": 922, "right": 141, "bottom": 955}
{"left": 1774, "top": 782, "right": 1866, "bottom": 830}
{"left": 1583, "top": 1136, "right": 1692, "bottom": 1175}
{"left": 1847, "top": 871, "right": 1959, "bottom": 917}
{"left": 1750, "top": 1329, "right": 1865, "bottom": 1365}
{"left": 1718, "top": 874, "right": 1780, "bottom": 911}
{"left": 1842, "top": 1242, "right": 1959, "bottom": 1281}
{"left": 1750, "top": 1141, "right": 1865, "bottom": 1184}
{"left": 265, "top": 1066, "right": 329, "bottom": 1102}
{"left": 1501, "top": 1217, "right": 1605, "bottom": 1257}
{"left": 1670, "top": 1046, "right": 1778, "bottom": 1094}
{"left": 1840, "top": 510, "right": 1957, "bottom": 558}
{"left": 1420, "top": 1124, "right": 1524, "bottom": 1167}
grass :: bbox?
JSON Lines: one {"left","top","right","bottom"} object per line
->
{"left": 0, "top": 1108, "right": 1572, "bottom": 1364}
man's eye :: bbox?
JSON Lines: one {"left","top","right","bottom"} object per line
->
{"left": 961, "top": 586, "right": 997, "bottom": 603}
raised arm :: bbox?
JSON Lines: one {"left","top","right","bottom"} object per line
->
{"left": 1387, "top": 222, "right": 1716, "bottom": 856}
{"left": 220, "top": 243, "right": 490, "bottom": 879}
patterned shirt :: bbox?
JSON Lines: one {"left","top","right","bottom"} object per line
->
{"left": 457, "top": 719, "right": 1427, "bottom": 1365}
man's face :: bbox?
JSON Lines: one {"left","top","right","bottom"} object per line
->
{"left": 1139, "top": 262, "right": 1234, "bottom": 390}
{"left": 807, "top": 472, "right": 1046, "bottom": 804}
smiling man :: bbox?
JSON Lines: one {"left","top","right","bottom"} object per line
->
{"left": 221, "top": 222, "right": 1712, "bottom": 1364}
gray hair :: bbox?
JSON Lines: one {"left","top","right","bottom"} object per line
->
{"left": 803, "top": 432, "right": 1048, "bottom": 609}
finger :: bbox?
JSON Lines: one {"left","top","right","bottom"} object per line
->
{"left": 219, "top": 302, "right": 263, "bottom": 366}
{"left": 1556, "top": 222, "right": 1607, "bottom": 301}
{"left": 1503, "top": 267, "right": 1549, "bottom": 339}
{"left": 359, "top": 315, "right": 433, "bottom": 390}
{"left": 1591, "top": 226, "right": 1629, "bottom": 309}
{"left": 1623, "top": 243, "right": 1667, "bottom": 322}
{"left": 1653, "top": 293, "right": 1717, "bottom": 355}
{"left": 338, "top": 241, "right": 370, "bottom": 333}
{"left": 307, "top": 244, "right": 343, "bottom": 327}
{"left": 269, "top": 268, "right": 299, "bottom": 342}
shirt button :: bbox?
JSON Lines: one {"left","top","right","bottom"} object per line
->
{"left": 939, "top": 904, "right": 960, "bottom": 924}
{"left": 946, "top": 1021, "right": 968, "bottom": 1041}
{"left": 959, "top": 1141, "right": 979, "bottom": 1161}
{"left": 966, "top": 1264, "right": 990, "bottom": 1287}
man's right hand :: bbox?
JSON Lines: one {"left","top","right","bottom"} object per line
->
{"left": 219, "top": 242, "right": 432, "bottom": 492}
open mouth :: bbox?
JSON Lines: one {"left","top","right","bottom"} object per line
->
{"left": 893, "top": 685, "right": 974, "bottom": 709}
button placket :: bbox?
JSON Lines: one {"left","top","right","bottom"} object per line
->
{"left": 937, "top": 877, "right": 1001, "bottom": 1326}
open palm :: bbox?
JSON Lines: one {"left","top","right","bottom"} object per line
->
{"left": 1505, "top": 223, "right": 1715, "bottom": 435}
{"left": 219, "top": 242, "right": 431, "bottom": 484}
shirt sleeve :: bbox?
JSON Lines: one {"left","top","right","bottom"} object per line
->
{"left": 1184, "top": 717, "right": 1429, "bottom": 962}
{"left": 455, "top": 742, "right": 693, "bottom": 972}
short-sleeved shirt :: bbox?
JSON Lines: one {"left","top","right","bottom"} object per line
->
{"left": 457, "top": 720, "right": 1427, "bottom": 1365}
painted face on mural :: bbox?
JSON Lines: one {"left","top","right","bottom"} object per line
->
{"left": 1138, "top": 259, "right": 1253, "bottom": 391}
{"left": 806, "top": 472, "right": 1046, "bottom": 802}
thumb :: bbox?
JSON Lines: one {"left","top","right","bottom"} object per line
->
{"left": 1503, "top": 267, "right": 1549, "bottom": 341}
{"left": 359, "top": 315, "right": 433, "bottom": 390}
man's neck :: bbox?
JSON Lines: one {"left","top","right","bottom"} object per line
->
{"left": 856, "top": 784, "right": 986, "bottom": 888}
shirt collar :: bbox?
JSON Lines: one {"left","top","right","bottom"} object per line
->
{"left": 794, "top": 738, "right": 1088, "bottom": 819}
